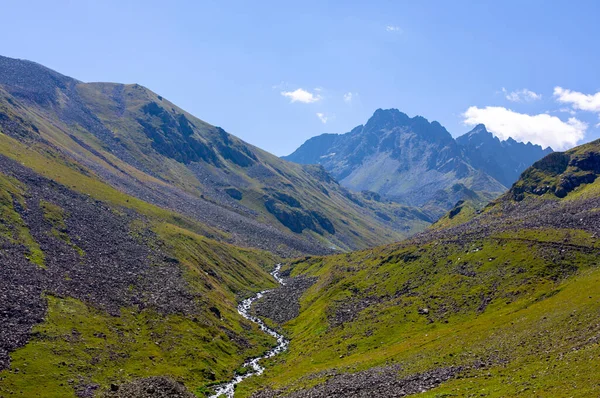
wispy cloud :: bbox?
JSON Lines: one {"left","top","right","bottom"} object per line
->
{"left": 343, "top": 92, "right": 357, "bottom": 103}
{"left": 554, "top": 86, "right": 600, "bottom": 113}
{"left": 502, "top": 87, "right": 541, "bottom": 102}
{"left": 463, "top": 106, "right": 586, "bottom": 150}
{"left": 559, "top": 107, "right": 577, "bottom": 116}
{"left": 316, "top": 113, "right": 328, "bottom": 124}
{"left": 281, "top": 88, "right": 322, "bottom": 103}
{"left": 386, "top": 25, "right": 402, "bottom": 33}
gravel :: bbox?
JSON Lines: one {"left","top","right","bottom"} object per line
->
{"left": 251, "top": 365, "right": 463, "bottom": 398}
{"left": 252, "top": 276, "right": 317, "bottom": 324}
{"left": 101, "top": 377, "right": 195, "bottom": 398}
{"left": 0, "top": 154, "right": 199, "bottom": 371}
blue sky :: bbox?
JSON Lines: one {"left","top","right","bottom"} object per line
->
{"left": 3, "top": 0, "right": 600, "bottom": 155}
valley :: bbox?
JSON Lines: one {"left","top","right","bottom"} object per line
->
{"left": 0, "top": 53, "right": 598, "bottom": 398}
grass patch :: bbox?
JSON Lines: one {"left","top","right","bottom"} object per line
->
{"left": 0, "top": 295, "right": 276, "bottom": 397}
{"left": 0, "top": 173, "right": 45, "bottom": 267}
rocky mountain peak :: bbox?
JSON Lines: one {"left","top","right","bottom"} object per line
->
{"left": 364, "top": 108, "right": 410, "bottom": 132}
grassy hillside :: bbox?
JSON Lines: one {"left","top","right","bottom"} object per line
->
{"left": 0, "top": 55, "right": 430, "bottom": 256}
{"left": 0, "top": 132, "right": 288, "bottom": 396}
{"left": 238, "top": 141, "right": 600, "bottom": 397}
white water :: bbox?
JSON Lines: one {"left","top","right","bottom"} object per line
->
{"left": 209, "top": 264, "right": 288, "bottom": 398}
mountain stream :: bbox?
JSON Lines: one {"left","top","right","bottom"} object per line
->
{"left": 209, "top": 264, "right": 288, "bottom": 397}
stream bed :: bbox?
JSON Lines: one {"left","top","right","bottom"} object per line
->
{"left": 209, "top": 264, "right": 288, "bottom": 398}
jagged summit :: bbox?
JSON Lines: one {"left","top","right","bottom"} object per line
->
{"left": 285, "top": 109, "right": 506, "bottom": 217}
{"left": 285, "top": 111, "right": 553, "bottom": 214}
{"left": 457, "top": 124, "right": 553, "bottom": 187}
{"left": 458, "top": 123, "right": 552, "bottom": 152}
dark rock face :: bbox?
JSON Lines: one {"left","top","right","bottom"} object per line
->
{"left": 448, "top": 200, "right": 465, "bottom": 219}
{"left": 264, "top": 198, "right": 316, "bottom": 233}
{"left": 264, "top": 195, "right": 335, "bottom": 235}
{"left": 0, "top": 155, "right": 198, "bottom": 371}
{"left": 457, "top": 124, "right": 553, "bottom": 187}
{"left": 225, "top": 187, "right": 243, "bottom": 200}
{"left": 251, "top": 365, "right": 462, "bottom": 398}
{"left": 215, "top": 135, "right": 257, "bottom": 168}
{"left": 555, "top": 173, "right": 597, "bottom": 198}
{"left": 311, "top": 211, "right": 336, "bottom": 234}
{"left": 570, "top": 151, "right": 600, "bottom": 173}
{"left": 101, "top": 377, "right": 195, "bottom": 398}
{"left": 138, "top": 102, "right": 220, "bottom": 165}
{"left": 361, "top": 190, "right": 381, "bottom": 202}
{"left": 272, "top": 192, "right": 302, "bottom": 208}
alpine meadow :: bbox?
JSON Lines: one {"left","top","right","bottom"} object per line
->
{"left": 1, "top": 2, "right": 599, "bottom": 397}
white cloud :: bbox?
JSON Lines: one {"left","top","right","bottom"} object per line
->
{"left": 316, "top": 113, "right": 328, "bottom": 124}
{"left": 502, "top": 87, "right": 541, "bottom": 102}
{"left": 559, "top": 107, "right": 577, "bottom": 116}
{"left": 386, "top": 25, "right": 402, "bottom": 32}
{"left": 554, "top": 86, "right": 600, "bottom": 113}
{"left": 281, "top": 88, "right": 322, "bottom": 103}
{"left": 463, "top": 106, "right": 586, "bottom": 150}
{"left": 343, "top": 92, "right": 356, "bottom": 103}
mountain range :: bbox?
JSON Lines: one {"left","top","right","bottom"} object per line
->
{"left": 0, "top": 55, "right": 432, "bottom": 257}
{"left": 284, "top": 109, "right": 552, "bottom": 217}
{"left": 1, "top": 54, "right": 598, "bottom": 398}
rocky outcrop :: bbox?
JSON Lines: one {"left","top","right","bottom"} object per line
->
{"left": 102, "top": 377, "right": 195, "bottom": 398}
{"left": 264, "top": 194, "right": 336, "bottom": 235}
{"left": 138, "top": 102, "right": 220, "bottom": 165}
{"left": 510, "top": 142, "right": 600, "bottom": 200}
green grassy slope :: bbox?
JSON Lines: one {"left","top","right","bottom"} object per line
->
{"left": 239, "top": 141, "right": 600, "bottom": 397}
{"left": 0, "top": 124, "right": 287, "bottom": 396}
{"left": 0, "top": 55, "right": 430, "bottom": 256}
{"left": 0, "top": 54, "right": 428, "bottom": 397}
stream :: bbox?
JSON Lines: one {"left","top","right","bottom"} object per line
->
{"left": 209, "top": 264, "right": 288, "bottom": 398}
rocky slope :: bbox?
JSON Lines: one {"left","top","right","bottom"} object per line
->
{"left": 241, "top": 140, "right": 600, "bottom": 397}
{"left": 284, "top": 109, "right": 551, "bottom": 217}
{"left": 0, "top": 144, "right": 288, "bottom": 396}
{"left": 0, "top": 55, "right": 429, "bottom": 257}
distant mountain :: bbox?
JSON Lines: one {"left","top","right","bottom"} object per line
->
{"left": 284, "top": 109, "right": 509, "bottom": 217}
{"left": 284, "top": 109, "right": 554, "bottom": 217}
{"left": 0, "top": 56, "right": 430, "bottom": 257}
{"left": 456, "top": 123, "right": 553, "bottom": 187}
